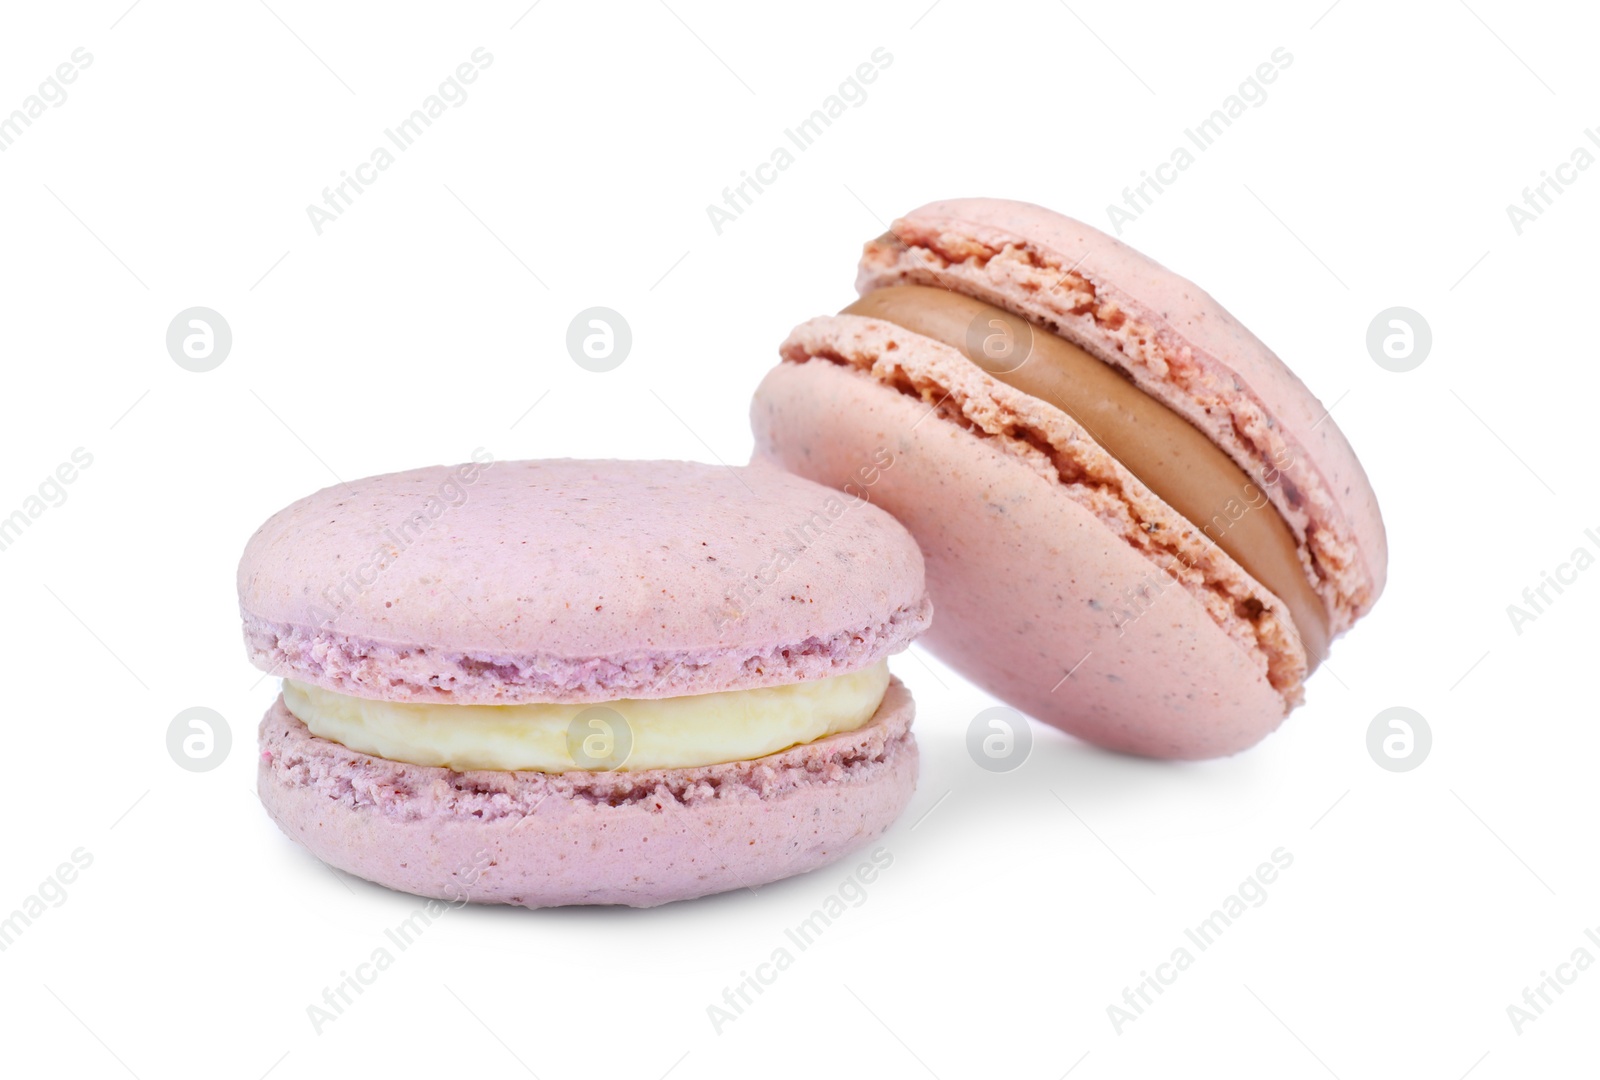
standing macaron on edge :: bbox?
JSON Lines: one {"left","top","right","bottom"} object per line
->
{"left": 752, "top": 197, "right": 1386, "bottom": 759}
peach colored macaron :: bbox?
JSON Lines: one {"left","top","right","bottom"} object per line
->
{"left": 241, "top": 458, "right": 931, "bottom": 907}
{"left": 752, "top": 197, "right": 1386, "bottom": 759}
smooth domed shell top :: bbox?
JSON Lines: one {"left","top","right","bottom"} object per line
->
{"left": 238, "top": 459, "right": 931, "bottom": 704}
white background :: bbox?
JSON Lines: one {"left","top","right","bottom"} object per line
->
{"left": 1, "top": 0, "right": 1595, "bottom": 1076}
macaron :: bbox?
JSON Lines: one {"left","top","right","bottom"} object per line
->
{"left": 751, "top": 198, "right": 1386, "bottom": 759}
{"left": 240, "top": 457, "right": 931, "bottom": 907}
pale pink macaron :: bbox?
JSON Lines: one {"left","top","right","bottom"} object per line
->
{"left": 240, "top": 458, "right": 931, "bottom": 907}
{"left": 752, "top": 197, "right": 1387, "bottom": 759}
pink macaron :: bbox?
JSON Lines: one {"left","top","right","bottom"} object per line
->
{"left": 241, "top": 457, "right": 931, "bottom": 907}
{"left": 751, "top": 197, "right": 1386, "bottom": 759}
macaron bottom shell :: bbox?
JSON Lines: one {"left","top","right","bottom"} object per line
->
{"left": 257, "top": 679, "right": 918, "bottom": 908}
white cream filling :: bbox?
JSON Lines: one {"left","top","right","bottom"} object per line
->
{"left": 282, "top": 660, "right": 891, "bottom": 773}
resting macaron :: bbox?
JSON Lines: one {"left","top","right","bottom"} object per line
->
{"left": 240, "top": 457, "right": 931, "bottom": 907}
{"left": 751, "top": 197, "right": 1386, "bottom": 759}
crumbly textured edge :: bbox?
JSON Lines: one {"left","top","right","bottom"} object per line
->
{"left": 242, "top": 597, "right": 932, "bottom": 704}
{"left": 257, "top": 677, "right": 917, "bottom": 822}
{"left": 780, "top": 314, "right": 1307, "bottom": 708}
{"left": 860, "top": 222, "right": 1369, "bottom": 635}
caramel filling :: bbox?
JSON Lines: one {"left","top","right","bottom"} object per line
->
{"left": 843, "top": 284, "right": 1328, "bottom": 667}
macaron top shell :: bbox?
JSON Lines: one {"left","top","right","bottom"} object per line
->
{"left": 239, "top": 459, "right": 930, "bottom": 704}
{"left": 858, "top": 197, "right": 1386, "bottom": 637}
